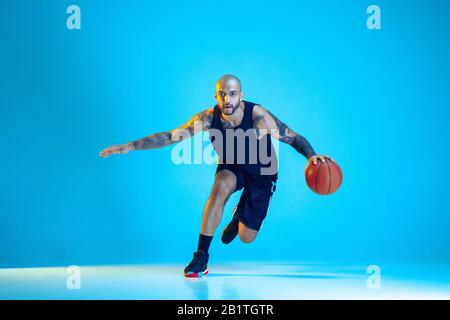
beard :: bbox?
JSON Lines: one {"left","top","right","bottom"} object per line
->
{"left": 221, "top": 101, "right": 240, "bottom": 115}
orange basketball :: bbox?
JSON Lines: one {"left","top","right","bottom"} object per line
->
{"left": 305, "top": 157, "right": 343, "bottom": 195}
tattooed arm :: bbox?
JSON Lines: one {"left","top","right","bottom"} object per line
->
{"left": 99, "top": 108, "right": 213, "bottom": 158}
{"left": 252, "top": 105, "right": 317, "bottom": 160}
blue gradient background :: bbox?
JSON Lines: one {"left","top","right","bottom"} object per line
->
{"left": 0, "top": 0, "right": 449, "bottom": 268}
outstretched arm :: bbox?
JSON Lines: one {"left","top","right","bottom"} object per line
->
{"left": 99, "top": 108, "right": 213, "bottom": 158}
{"left": 130, "top": 108, "right": 213, "bottom": 150}
{"left": 252, "top": 105, "right": 319, "bottom": 160}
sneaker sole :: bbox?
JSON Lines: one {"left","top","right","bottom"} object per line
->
{"left": 184, "top": 269, "right": 209, "bottom": 278}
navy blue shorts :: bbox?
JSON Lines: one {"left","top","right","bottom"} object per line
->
{"left": 216, "top": 164, "right": 277, "bottom": 231}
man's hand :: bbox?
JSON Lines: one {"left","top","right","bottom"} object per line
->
{"left": 99, "top": 143, "right": 134, "bottom": 158}
{"left": 307, "top": 154, "right": 336, "bottom": 165}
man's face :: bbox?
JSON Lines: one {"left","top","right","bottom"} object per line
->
{"left": 214, "top": 79, "right": 243, "bottom": 116}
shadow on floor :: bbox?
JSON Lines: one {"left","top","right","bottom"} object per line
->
{"left": 206, "top": 273, "right": 344, "bottom": 279}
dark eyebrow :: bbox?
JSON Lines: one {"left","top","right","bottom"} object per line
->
{"left": 217, "top": 90, "right": 238, "bottom": 94}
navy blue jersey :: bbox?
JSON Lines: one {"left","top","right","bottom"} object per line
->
{"left": 208, "top": 101, "right": 278, "bottom": 180}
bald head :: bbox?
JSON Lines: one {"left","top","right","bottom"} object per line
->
{"left": 215, "top": 74, "right": 242, "bottom": 92}
{"left": 214, "top": 74, "right": 243, "bottom": 116}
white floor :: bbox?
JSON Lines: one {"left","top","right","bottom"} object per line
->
{"left": 1, "top": 262, "right": 449, "bottom": 299}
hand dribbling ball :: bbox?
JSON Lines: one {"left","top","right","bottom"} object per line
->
{"left": 305, "top": 156, "right": 343, "bottom": 195}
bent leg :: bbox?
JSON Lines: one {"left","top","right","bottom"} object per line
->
{"left": 200, "top": 169, "right": 237, "bottom": 236}
{"left": 238, "top": 222, "right": 258, "bottom": 244}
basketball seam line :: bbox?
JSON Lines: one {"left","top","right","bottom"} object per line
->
{"left": 327, "top": 160, "right": 331, "bottom": 194}
{"left": 314, "top": 161, "right": 321, "bottom": 194}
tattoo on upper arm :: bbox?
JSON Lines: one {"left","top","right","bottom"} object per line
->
{"left": 254, "top": 110, "right": 296, "bottom": 143}
{"left": 267, "top": 111, "right": 296, "bottom": 140}
{"left": 199, "top": 110, "right": 213, "bottom": 130}
{"left": 253, "top": 108, "right": 316, "bottom": 158}
{"left": 182, "top": 109, "right": 213, "bottom": 133}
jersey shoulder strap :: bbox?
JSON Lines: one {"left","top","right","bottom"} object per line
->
{"left": 242, "top": 100, "right": 257, "bottom": 128}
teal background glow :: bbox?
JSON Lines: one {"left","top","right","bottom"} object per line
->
{"left": 1, "top": 0, "right": 449, "bottom": 268}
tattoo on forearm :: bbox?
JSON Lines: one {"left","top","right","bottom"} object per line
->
{"left": 131, "top": 109, "right": 213, "bottom": 150}
{"left": 132, "top": 132, "right": 172, "bottom": 150}
{"left": 290, "top": 134, "right": 316, "bottom": 159}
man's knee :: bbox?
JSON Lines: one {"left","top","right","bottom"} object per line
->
{"left": 210, "top": 173, "right": 235, "bottom": 204}
{"left": 210, "top": 181, "right": 232, "bottom": 204}
{"left": 239, "top": 233, "right": 256, "bottom": 243}
{"left": 238, "top": 226, "right": 257, "bottom": 244}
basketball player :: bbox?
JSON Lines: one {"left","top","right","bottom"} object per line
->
{"left": 99, "top": 75, "right": 332, "bottom": 277}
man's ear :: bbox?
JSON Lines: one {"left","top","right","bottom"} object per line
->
{"left": 240, "top": 91, "right": 244, "bottom": 101}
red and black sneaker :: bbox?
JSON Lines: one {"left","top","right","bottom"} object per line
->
{"left": 184, "top": 250, "right": 209, "bottom": 278}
